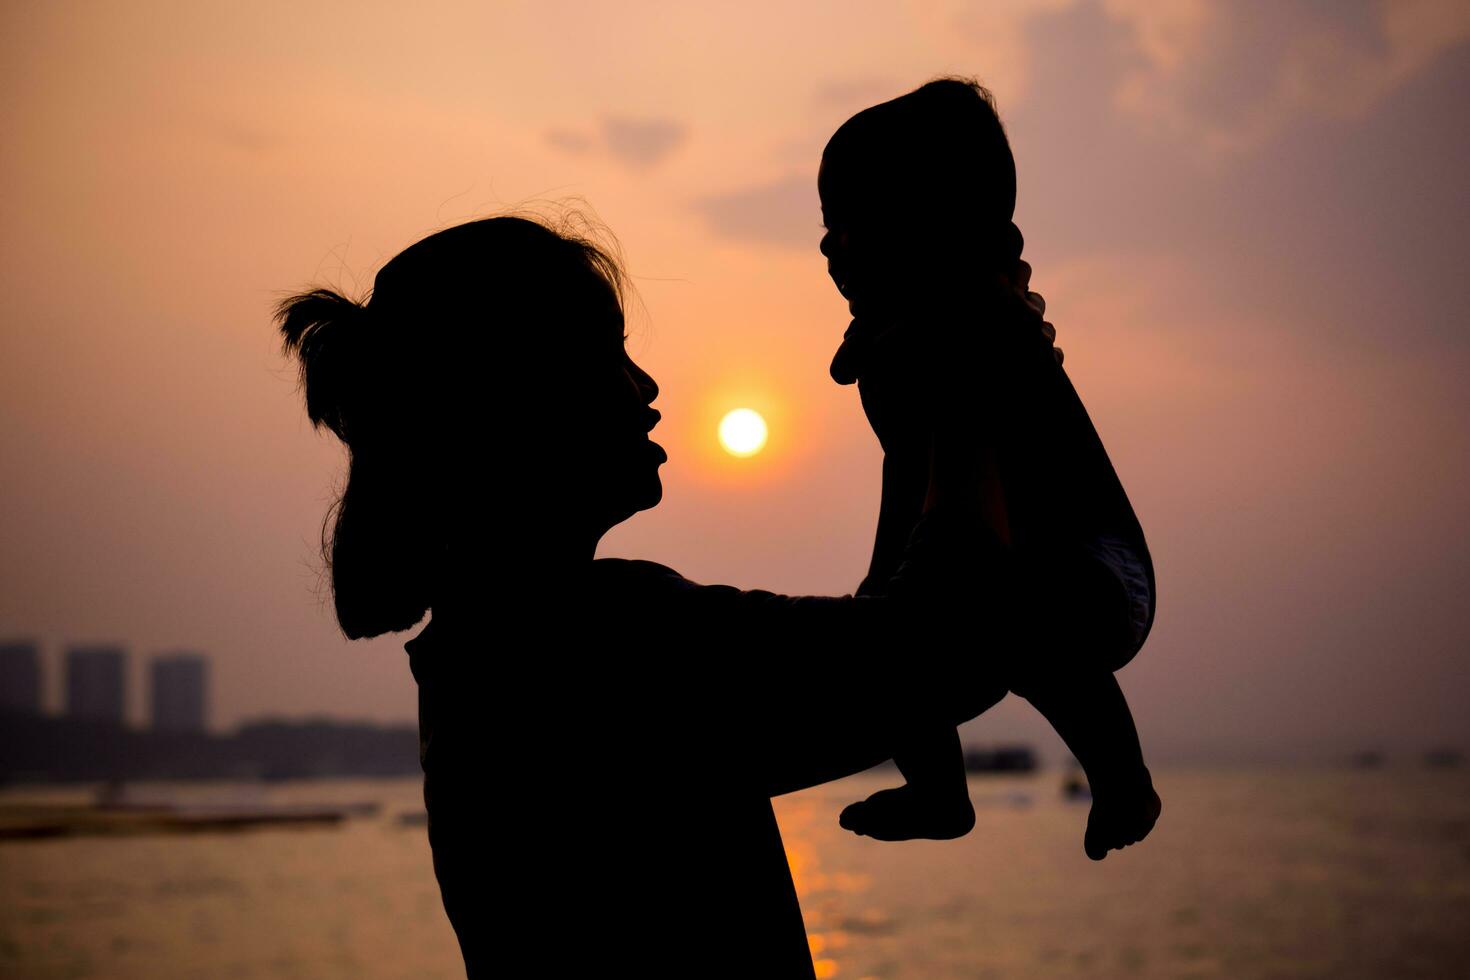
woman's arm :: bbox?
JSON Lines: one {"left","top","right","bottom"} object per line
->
{"left": 652, "top": 497, "right": 1019, "bottom": 799}
{"left": 856, "top": 449, "right": 929, "bottom": 596}
{"left": 747, "top": 619, "right": 1012, "bottom": 798}
{"left": 720, "top": 272, "right": 1053, "bottom": 794}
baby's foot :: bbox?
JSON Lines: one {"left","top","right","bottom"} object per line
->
{"left": 1082, "top": 768, "right": 1162, "bottom": 860}
{"left": 838, "top": 784, "right": 976, "bottom": 841}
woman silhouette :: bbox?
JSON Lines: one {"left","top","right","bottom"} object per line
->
{"left": 276, "top": 214, "right": 1036, "bottom": 978}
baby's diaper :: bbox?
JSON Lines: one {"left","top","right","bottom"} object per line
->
{"left": 1083, "top": 534, "right": 1152, "bottom": 660}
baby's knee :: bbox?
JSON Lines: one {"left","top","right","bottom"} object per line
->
{"left": 944, "top": 679, "right": 1009, "bottom": 727}
{"left": 1004, "top": 659, "right": 1056, "bottom": 703}
{"left": 1003, "top": 603, "right": 1134, "bottom": 696}
{"left": 1055, "top": 557, "right": 1134, "bottom": 657}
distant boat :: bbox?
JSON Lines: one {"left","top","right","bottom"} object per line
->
{"left": 962, "top": 745, "right": 1037, "bottom": 773}
{"left": 1424, "top": 747, "right": 1464, "bottom": 769}
{"left": 0, "top": 803, "right": 347, "bottom": 841}
{"left": 1061, "top": 775, "right": 1090, "bottom": 802}
{"left": 0, "top": 783, "right": 374, "bottom": 841}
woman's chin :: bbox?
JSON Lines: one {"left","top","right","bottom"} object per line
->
{"left": 613, "top": 474, "right": 663, "bottom": 522}
{"left": 639, "top": 445, "right": 666, "bottom": 508}
{"left": 637, "top": 475, "right": 664, "bottom": 511}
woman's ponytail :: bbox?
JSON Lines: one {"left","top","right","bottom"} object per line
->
{"left": 276, "top": 287, "right": 431, "bottom": 639}
{"left": 276, "top": 288, "right": 371, "bottom": 445}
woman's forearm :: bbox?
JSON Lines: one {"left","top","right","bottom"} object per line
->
{"left": 923, "top": 412, "right": 1010, "bottom": 552}
{"left": 858, "top": 298, "right": 1038, "bottom": 591}
{"left": 863, "top": 412, "right": 1009, "bottom": 596}
{"left": 924, "top": 426, "right": 981, "bottom": 515}
{"left": 859, "top": 449, "right": 930, "bottom": 595}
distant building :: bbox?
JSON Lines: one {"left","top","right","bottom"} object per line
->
{"left": 0, "top": 641, "right": 43, "bottom": 715}
{"left": 65, "top": 646, "right": 126, "bottom": 723}
{"left": 150, "top": 653, "right": 208, "bottom": 733}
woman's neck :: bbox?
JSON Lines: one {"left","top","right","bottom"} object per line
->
{"left": 429, "top": 521, "right": 599, "bottom": 615}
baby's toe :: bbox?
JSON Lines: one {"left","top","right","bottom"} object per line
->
{"left": 838, "top": 801, "right": 869, "bottom": 835}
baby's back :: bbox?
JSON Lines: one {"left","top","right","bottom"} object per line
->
{"left": 992, "top": 338, "right": 1156, "bottom": 656}
{"left": 1004, "top": 358, "right": 1142, "bottom": 541}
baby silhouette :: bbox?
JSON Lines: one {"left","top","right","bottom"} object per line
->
{"left": 819, "top": 77, "right": 1161, "bottom": 860}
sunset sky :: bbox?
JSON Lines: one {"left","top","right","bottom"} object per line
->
{"left": 2, "top": 0, "right": 1467, "bottom": 763}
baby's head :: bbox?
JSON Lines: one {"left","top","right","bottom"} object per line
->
{"left": 819, "top": 77, "right": 1019, "bottom": 322}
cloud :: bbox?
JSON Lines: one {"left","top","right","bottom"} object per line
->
{"left": 920, "top": 0, "right": 1469, "bottom": 157}
{"left": 909, "top": 0, "right": 1080, "bottom": 101}
{"left": 544, "top": 116, "right": 689, "bottom": 170}
{"left": 811, "top": 76, "right": 901, "bottom": 112}
{"left": 1102, "top": 0, "right": 1470, "bottom": 154}
{"left": 601, "top": 116, "right": 688, "bottom": 169}
{"left": 544, "top": 127, "right": 593, "bottom": 154}
{"left": 693, "top": 174, "right": 820, "bottom": 249}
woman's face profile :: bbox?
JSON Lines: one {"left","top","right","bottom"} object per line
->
{"left": 611, "top": 343, "right": 665, "bottom": 515}
{"left": 572, "top": 295, "right": 665, "bottom": 530}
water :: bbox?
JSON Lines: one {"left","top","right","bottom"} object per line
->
{"left": 3, "top": 768, "right": 1468, "bottom": 979}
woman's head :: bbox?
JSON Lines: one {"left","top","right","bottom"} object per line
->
{"left": 277, "top": 214, "right": 663, "bottom": 639}
{"left": 818, "top": 77, "right": 1020, "bottom": 319}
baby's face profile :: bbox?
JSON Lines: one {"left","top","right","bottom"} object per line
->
{"left": 818, "top": 158, "right": 935, "bottom": 331}
{"left": 818, "top": 158, "right": 888, "bottom": 325}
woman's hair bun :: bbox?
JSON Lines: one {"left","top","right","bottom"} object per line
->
{"left": 275, "top": 288, "right": 371, "bottom": 444}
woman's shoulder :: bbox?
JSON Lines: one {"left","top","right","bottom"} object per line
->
{"left": 589, "top": 558, "right": 867, "bottom": 625}
{"left": 586, "top": 557, "right": 741, "bottom": 611}
{"left": 588, "top": 556, "right": 693, "bottom": 590}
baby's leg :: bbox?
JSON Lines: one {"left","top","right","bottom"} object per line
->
{"left": 838, "top": 725, "right": 976, "bottom": 841}
{"left": 1016, "top": 669, "right": 1160, "bottom": 859}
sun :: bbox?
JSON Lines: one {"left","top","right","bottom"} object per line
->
{"left": 718, "top": 408, "right": 768, "bottom": 458}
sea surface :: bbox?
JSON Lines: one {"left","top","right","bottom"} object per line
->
{"left": 3, "top": 767, "right": 1468, "bottom": 979}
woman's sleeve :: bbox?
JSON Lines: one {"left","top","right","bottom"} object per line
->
{"left": 657, "top": 506, "right": 1020, "bottom": 797}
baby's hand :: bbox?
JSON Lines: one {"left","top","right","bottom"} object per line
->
{"left": 829, "top": 252, "right": 1062, "bottom": 453}
{"left": 829, "top": 318, "right": 873, "bottom": 386}
{"left": 833, "top": 317, "right": 933, "bottom": 457}
{"left": 1007, "top": 259, "right": 1062, "bottom": 366}
{"left": 830, "top": 268, "right": 1059, "bottom": 390}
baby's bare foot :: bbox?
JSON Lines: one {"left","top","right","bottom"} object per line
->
{"left": 1083, "top": 769, "right": 1162, "bottom": 860}
{"left": 838, "top": 784, "right": 976, "bottom": 841}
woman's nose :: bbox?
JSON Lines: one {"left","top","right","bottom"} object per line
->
{"left": 629, "top": 358, "right": 658, "bottom": 403}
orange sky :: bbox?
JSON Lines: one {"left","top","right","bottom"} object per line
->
{"left": 2, "top": 1, "right": 1467, "bottom": 761}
